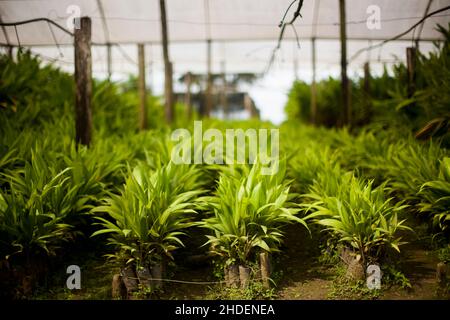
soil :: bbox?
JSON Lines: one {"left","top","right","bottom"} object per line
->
{"left": 381, "top": 243, "right": 441, "bottom": 300}
{"left": 276, "top": 224, "right": 334, "bottom": 300}
{"left": 30, "top": 224, "right": 448, "bottom": 300}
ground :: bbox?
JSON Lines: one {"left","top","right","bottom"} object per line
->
{"left": 31, "top": 224, "right": 448, "bottom": 300}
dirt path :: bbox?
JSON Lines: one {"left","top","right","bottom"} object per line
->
{"left": 276, "top": 225, "right": 334, "bottom": 299}
{"left": 32, "top": 225, "right": 446, "bottom": 300}
{"left": 158, "top": 264, "right": 213, "bottom": 300}
{"left": 382, "top": 243, "right": 441, "bottom": 300}
{"left": 276, "top": 224, "right": 445, "bottom": 300}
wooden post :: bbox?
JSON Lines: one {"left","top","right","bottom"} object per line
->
{"left": 221, "top": 60, "right": 228, "bottom": 119}
{"left": 244, "top": 93, "right": 252, "bottom": 116}
{"left": 106, "top": 43, "right": 112, "bottom": 80}
{"left": 228, "top": 265, "right": 239, "bottom": 288}
{"left": 0, "top": 16, "right": 12, "bottom": 59}
{"left": 339, "top": 0, "right": 350, "bottom": 127}
{"left": 406, "top": 47, "right": 416, "bottom": 99}
{"left": 436, "top": 262, "right": 447, "bottom": 287}
{"left": 159, "top": 0, "right": 174, "bottom": 123}
{"left": 293, "top": 43, "right": 299, "bottom": 80}
{"left": 205, "top": 39, "right": 213, "bottom": 118}
{"left": 138, "top": 44, "right": 147, "bottom": 130}
{"left": 111, "top": 274, "right": 126, "bottom": 299}
{"left": 363, "top": 62, "right": 371, "bottom": 122}
{"left": 310, "top": 37, "right": 317, "bottom": 125}
{"left": 74, "top": 17, "right": 93, "bottom": 146}
{"left": 121, "top": 266, "right": 138, "bottom": 299}
{"left": 239, "top": 265, "right": 251, "bottom": 289}
{"left": 185, "top": 72, "right": 193, "bottom": 119}
{"left": 260, "top": 252, "right": 271, "bottom": 289}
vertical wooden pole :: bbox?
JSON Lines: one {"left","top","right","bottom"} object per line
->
{"left": 363, "top": 62, "right": 371, "bottom": 122}
{"left": 138, "top": 44, "right": 147, "bottom": 130}
{"left": 0, "top": 16, "right": 12, "bottom": 58}
{"left": 205, "top": 39, "right": 213, "bottom": 118}
{"left": 260, "top": 252, "right": 271, "bottom": 289}
{"left": 159, "top": 0, "right": 174, "bottom": 123}
{"left": 74, "top": 17, "right": 93, "bottom": 146}
{"left": 221, "top": 60, "right": 228, "bottom": 119}
{"left": 406, "top": 47, "right": 416, "bottom": 99}
{"left": 293, "top": 43, "right": 299, "bottom": 80}
{"left": 185, "top": 72, "right": 193, "bottom": 119}
{"left": 310, "top": 37, "right": 317, "bottom": 125}
{"left": 106, "top": 43, "right": 112, "bottom": 80}
{"left": 339, "top": 0, "right": 350, "bottom": 127}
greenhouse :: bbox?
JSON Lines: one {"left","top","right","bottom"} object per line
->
{"left": 0, "top": 0, "right": 450, "bottom": 306}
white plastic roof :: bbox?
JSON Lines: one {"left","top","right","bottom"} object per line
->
{"left": 1, "top": 0, "right": 449, "bottom": 45}
{"left": 1, "top": 1, "right": 449, "bottom": 124}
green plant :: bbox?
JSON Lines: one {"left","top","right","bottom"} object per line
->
{"left": 328, "top": 265, "right": 381, "bottom": 300}
{"left": 437, "top": 245, "right": 450, "bottom": 263}
{"left": 418, "top": 157, "right": 450, "bottom": 231}
{"left": 307, "top": 174, "right": 411, "bottom": 265}
{"left": 92, "top": 162, "right": 204, "bottom": 268}
{"left": 201, "top": 159, "right": 311, "bottom": 267}
{"left": 206, "top": 281, "right": 276, "bottom": 300}
{"left": 288, "top": 145, "right": 341, "bottom": 194}
{"left": 382, "top": 265, "right": 412, "bottom": 290}
{"left": 0, "top": 149, "right": 77, "bottom": 262}
{"left": 285, "top": 77, "right": 343, "bottom": 126}
{"left": 387, "top": 141, "right": 444, "bottom": 202}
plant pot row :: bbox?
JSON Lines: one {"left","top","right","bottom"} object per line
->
{"left": 112, "top": 262, "right": 164, "bottom": 299}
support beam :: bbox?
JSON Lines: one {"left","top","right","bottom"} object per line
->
{"left": 339, "top": 0, "right": 350, "bottom": 127}
{"left": 138, "top": 44, "right": 147, "bottom": 130}
{"left": 106, "top": 43, "right": 112, "bottom": 80}
{"left": 185, "top": 72, "right": 193, "bottom": 119}
{"left": 293, "top": 43, "right": 299, "bottom": 80}
{"left": 310, "top": 37, "right": 317, "bottom": 125}
{"left": 0, "top": 16, "right": 13, "bottom": 58}
{"left": 205, "top": 39, "right": 213, "bottom": 118}
{"left": 221, "top": 60, "right": 228, "bottom": 119}
{"left": 74, "top": 16, "right": 93, "bottom": 146}
{"left": 406, "top": 47, "right": 417, "bottom": 99}
{"left": 363, "top": 62, "right": 372, "bottom": 122}
{"left": 159, "top": 0, "right": 174, "bottom": 123}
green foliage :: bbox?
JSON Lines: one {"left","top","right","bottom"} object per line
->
{"left": 92, "top": 162, "right": 205, "bottom": 267}
{"left": 288, "top": 145, "right": 341, "bottom": 194}
{"left": 206, "top": 282, "right": 276, "bottom": 300}
{"left": 307, "top": 174, "right": 411, "bottom": 263}
{"left": 285, "top": 78, "right": 342, "bottom": 126}
{"left": 382, "top": 265, "right": 412, "bottom": 290}
{"left": 285, "top": 23, "right": 450, "bottom": 135}
{"left": 201, "top": 159, "right": 311, "bottom": 265}
{"left": 419, "top": 157, "right": 450, "bottom": 230}
{"left": 0, "top": 149, "right": 75, "bottom": 261}
{"left": 437, "top": 244, "right": 450, "bottom": 263}
{"left": 386, "top": 141, "right": 444, "bottom": 202}
{"left": 285, "top": 80, "right": 311, "bottom": 122}
{"left": 0, "top": 50, "right": 73, "bottom": 131}
{"left": 328, "top": 265, "right": 381, "bottom": 300}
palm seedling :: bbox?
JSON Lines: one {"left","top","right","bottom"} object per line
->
{"left": 201, "top": 159, "right": 312, "bottom": 287}
{"left": 92, "top": 161, "right": 205, "bottom": 290}
{"left": 0, "top": 148, "right": 77, "bottom": 269}
{"left": 288, "top": 144, "right": 340, "bottom": 193}
{"left": 307, "top": 173, "right": 411, "bottom": 267}
{"left": 419, "top": 157, "right": 450, "bottom": 231}
{"left": 386, "top": 140, "right": 444, "bottom": 203}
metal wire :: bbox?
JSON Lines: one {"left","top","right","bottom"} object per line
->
{"left": 47, "top": 21, "right": 63, "bottom": 57}
{"left": 349, "top": 5, "right": 450, "bottom": 62}
{"left": 0, "top": 17, "right": 73, "bottom": 36}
